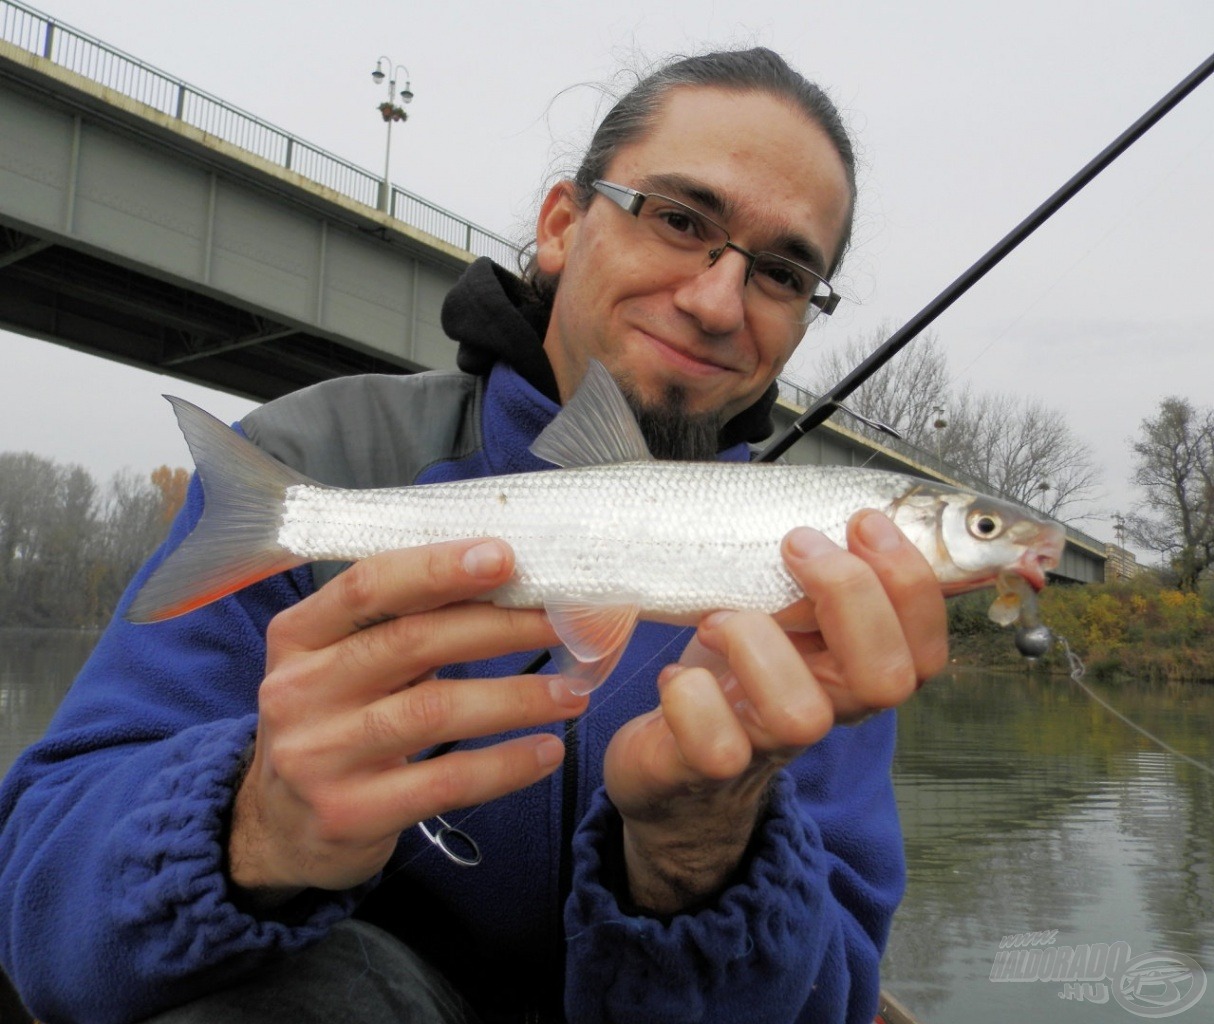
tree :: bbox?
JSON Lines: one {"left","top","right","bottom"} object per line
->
{"left": 150, "top": 465, "right": 190, "bottom": 524}
{"left": 0, "top": 455, "right": 188, "bottom": 626}
{"left": 807, "top": 326, "right": 949, "bottom": 447}
{"left": 1127, "top": 397, "right": 1214, "bottom": 592}
{"left": 0, "top": 453, "right": 99, "bottom": 625}
{"left": 805, "top": 327, "right": 1099, "bottom": 522}
{"left": 944, "top": 387, "right": 1100, "bottom": 520}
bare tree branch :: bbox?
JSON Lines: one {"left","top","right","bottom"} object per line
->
{"left": 1128, "top": 397, "right": 1214, "bottom": 590}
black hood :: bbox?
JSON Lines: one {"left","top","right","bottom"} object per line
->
{"left": 441, "top": 258, "right": 778, "bottom": 449}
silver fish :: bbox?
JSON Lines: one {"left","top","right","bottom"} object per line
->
{"left": 129, "top": 361, "right": 1065, "bottom": 692}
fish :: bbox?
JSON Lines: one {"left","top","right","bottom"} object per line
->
{"left": 128, "top": 360, "right": 1066, "bottom": 692}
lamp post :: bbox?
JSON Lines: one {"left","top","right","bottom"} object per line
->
{"left": 931, "top": 405, "right": 947, "bottom": 464}
{"left": 1036, "top": 480, "right": 1051, "bottom": 511}
{"left": 371, "top": 57, "right": 414, "bottom": 214}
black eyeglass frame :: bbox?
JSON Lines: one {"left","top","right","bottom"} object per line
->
{"left": 590, "top": 179, "right": 842, "bottom": 322}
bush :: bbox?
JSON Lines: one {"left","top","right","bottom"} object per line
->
{"left": 947, "top": 577, "right": 1214, "bottom": 683}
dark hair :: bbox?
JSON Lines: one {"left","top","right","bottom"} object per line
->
{"left": 521, "top": 47, "right": 857, "bottom": 307}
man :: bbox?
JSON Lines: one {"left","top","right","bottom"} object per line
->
{"left": 0, "top": 48, "right": 946, "bottom": 1024}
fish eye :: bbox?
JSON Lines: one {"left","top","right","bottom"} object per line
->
{"left": 967, "top": 510, "right": 1004, "bottom": 539}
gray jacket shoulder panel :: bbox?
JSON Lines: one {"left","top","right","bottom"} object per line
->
{"left": 240, "top": 371, "right": 483, "bottom": 591}
{"left": 241, "top": 371, "right": 483, "bottom": 489}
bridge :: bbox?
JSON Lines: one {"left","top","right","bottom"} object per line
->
{"left": 0, "top": 0, "right": 1106, "bottom": 582}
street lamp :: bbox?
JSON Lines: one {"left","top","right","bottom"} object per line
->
{"left": 371, "top": 57, "right": 414, "bottom": 214}
{"left": 931, "top": 406, "right": 947, "bottom": 463}
{"left": 1036, "top": 480, "right": 1051, "bottom": 511}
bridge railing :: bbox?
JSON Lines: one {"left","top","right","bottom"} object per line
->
{"left": 0, "top": 0, "right": 522, "bottom": 268}
{"left": 776, "top": 379, "right": 1107, "bottom": 554}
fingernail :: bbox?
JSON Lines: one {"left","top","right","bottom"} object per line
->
{"left": 657, "top": 664, "right": 682, "bottom": 686}
{"left": 784, "top": 527, "right": 837, "bottom": 561}
{"left": 701, "top": 610, "right": 735, "bottom": 631}
{"left": 548, "top": 676, "right": 586, "bottom": 707}
{"left": 463, "top": 541, "right": 505, "bottom": 578}
{"left": 534, "top": 736, "right": 565, "bottom": 768}
{"left": 856, "top": 512, "right": 902, "bottom": 552}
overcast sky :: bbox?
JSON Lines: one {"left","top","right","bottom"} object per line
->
{"left": 3, "top": 0, "right": 1212, "bottom": 563}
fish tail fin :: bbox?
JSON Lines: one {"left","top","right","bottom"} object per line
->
{"left": 126, "top": 396, "right": 313, "bottom": 623}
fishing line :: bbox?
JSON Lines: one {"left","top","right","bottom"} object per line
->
{"left": 391, "top": 625, "right": 696, "bottom": 875}
{"left": 1051, "top": 633, "right": 1214, "bottom": 779}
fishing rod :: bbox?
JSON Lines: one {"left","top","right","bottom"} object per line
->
{"left": 757, "top": 50, "right": 1214, "bottom": 464}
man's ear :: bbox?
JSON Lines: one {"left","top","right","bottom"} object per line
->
{"left": 535, "top": 181, "right": 580, "bottom": 275}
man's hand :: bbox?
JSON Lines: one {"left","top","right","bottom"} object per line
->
{"left": 228, "top": 538, "right": 587, "bottom": 901}
{"left": 603, "top": 510, "right": 949, "bottom": 914}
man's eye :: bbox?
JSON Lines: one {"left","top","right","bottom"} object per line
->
{"left": 656, "top": 209, "right": 700, "bottom": 237}
{"left": 755, "top": 259, "right": 808, "bottom": 296}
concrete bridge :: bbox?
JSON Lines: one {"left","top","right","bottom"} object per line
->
{"left": 0, "top": 0, "right": 1106, "bottom": 582}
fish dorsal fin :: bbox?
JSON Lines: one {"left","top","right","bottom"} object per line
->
{"left": 544, "top": 596, "right": 641, "bottom": 695}
{"left": 529, "top": 360, "right": 652, "bottom": 468}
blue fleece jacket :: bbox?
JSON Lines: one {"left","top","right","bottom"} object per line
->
{"left": 0, "top": 360, "right": 906, "bottom": 1024}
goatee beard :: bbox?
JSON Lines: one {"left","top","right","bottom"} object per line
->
{"left": 616, "top": 377, "right": 723, "bottom": 462}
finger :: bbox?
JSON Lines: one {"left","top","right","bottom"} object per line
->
{"left": 846, "top": 510, "right": 949, "bottom": 683}
{"left": 655, "top": 664, "right": 753, "bottom": 782}
{"left": 676, "top": 634, "right": 730, "bottom": 674}
{"left": 782, "top": 521, "right": 918, "bottom": 708}
{"left": 695, "top": 611, "right": 834, "bottom": 750}
{"left": 270, "top": 538, "right": 517, "bottom": 653}
{"left": 355, "top": 673, "right": 587, "bottom": 763}
{"left": 320, "top": 602, "right": 558, "bottom": 703}
{"left": 346, "top": 734, "right": 567, "bottom": 837}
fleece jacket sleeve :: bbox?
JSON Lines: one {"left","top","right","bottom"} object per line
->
{"left": 0, "top": 476, "right": 359, "bottom": 1024}
{"left": 563, "top": 715, "right": 905, "bottom": 1024}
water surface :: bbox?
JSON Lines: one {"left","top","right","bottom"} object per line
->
{"left": 883, "top": 669, "right": 1214, "bottom": 1022}
{"left": 2, "top": 634, "right": 1211, "bottom": 1021}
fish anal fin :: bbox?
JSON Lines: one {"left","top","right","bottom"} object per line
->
{"left": 544, "top": 596, "right": 641, "bottom": 694}
{"left": 551, "top": 646, "right": 629, "bottom": 696}
{"left": 529, "top": 360, "right": 652, "bottom": 468}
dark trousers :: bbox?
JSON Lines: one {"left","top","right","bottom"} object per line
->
{"left": 141, "top": 920, "right": 477, "bottom": 1023}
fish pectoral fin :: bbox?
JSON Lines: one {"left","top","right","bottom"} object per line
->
{"left": 544, "top": 597, "right": 641, "bottom": 695}
{"left": 529, "top": 360, "right": 653, "bottom": 468}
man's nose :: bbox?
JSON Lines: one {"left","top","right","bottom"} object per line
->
{"left": 671, "top": 246, "right": 749, "bottom": 333}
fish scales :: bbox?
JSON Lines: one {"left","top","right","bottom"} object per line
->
{"left": 278, "top": 463, "right": 915, "bottom": 618}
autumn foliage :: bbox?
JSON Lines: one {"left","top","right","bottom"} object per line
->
{"left": 948, "top": 579, "right": 1214, "bottom": 683}
{"left": 0, "top": 455, "right": 190, "bottom": 627}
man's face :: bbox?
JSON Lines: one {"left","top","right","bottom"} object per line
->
{"left": 535, "top": 86, "right": 853, "bottom": 430}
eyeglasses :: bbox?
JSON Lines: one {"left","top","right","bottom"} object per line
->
{"left": 591, "top": 179, "right": 841, "bottom": 325}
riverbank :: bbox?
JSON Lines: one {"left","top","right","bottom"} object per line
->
{"left": 947, "top": 579, "right": 1214, "bottom": 682}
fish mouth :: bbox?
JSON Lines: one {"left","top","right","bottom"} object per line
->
{"left": 1017, "top": 524, "right": 1066, "bottom": 591}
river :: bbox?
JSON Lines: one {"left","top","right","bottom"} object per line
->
{"left": 1, "top": 628, "right": 1212, "bottom": 1022}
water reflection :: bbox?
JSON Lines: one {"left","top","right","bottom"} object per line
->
{"left": 884, "top": 669, "right": 1214, "bottom": 1022}
{"left": 0, "top": 628, "right": 97, "bottom": 776}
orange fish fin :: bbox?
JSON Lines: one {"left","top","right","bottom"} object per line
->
{"left": 544, "top": 597, "right": 640, "bottom": 695}
{"left": 126, "top": 397, "right": 318, "bottom": 623}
